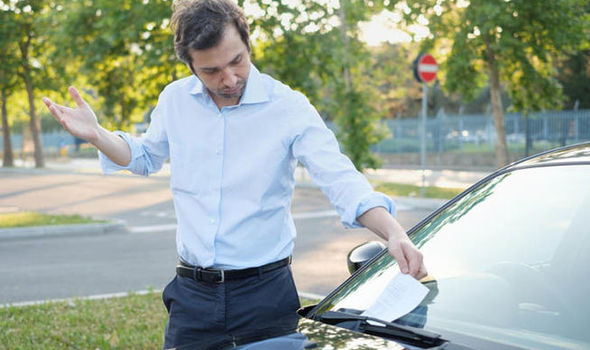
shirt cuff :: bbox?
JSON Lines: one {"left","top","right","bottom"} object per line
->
{"left": 98, "top": 131, "right": 140, "bottom": 174}
{"left": 349, "top": 192, "right": 397, "bottom": 228}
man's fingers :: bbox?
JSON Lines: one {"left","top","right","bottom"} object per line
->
{"left": 389, "top": 245, "right": 409, "bottom": 274}
{"left": 404, "top": 243, "right": 424, "bottom": 277}
{"left": 68, "top": 86, "right": 87, "bottom": 109}
{"left": 417, "top": 264, "right": 428, "bottom": 280}
{"left": 42, "top": 97, "right": 64, "bottom": 122}
{"left": 390, "top": 240, "right": 426, "bottom": 278}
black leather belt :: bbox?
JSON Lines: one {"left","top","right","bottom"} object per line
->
{"left": 176, "top": 256, "right": 292, "bottom": 283}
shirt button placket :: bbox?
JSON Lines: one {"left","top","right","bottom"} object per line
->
{"left": 213, "top": 110, "right": 225, "bottom": 229}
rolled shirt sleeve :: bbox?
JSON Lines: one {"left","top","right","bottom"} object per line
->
{"left": 355, "top": 192, "right": 396, "bottom": 226}
{"left": 98, "top": 92, "right": 170, "bottom": 176}
{"left": 291, "top": 94, "right": 396, "bottom": 228}
{"left": 98, "top": 131, "right": 144, "bottom": 174}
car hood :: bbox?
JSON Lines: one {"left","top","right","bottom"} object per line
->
{"left": 231, "top": 317, "right": 408, "bottom": 350}
{"left": 171, "top": 315, "right": 408, "bottom": 350}
{"left": 294, "top": 317, "right": 407, "bottom": 349}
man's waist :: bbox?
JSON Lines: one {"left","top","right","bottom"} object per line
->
{"left": 176, "top": 256, "right": 292, "bottom": 283}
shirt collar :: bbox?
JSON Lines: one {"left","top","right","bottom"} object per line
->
{"left": 188, "top": 63, "right": 270, "bottom": 105}
{"left": 189, "top": 75, "right": 205, "bottom": 95}
{"left": 239, "top": 64, "right": 270, "bottom": 105}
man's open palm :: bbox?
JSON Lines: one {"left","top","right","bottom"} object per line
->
{"left": 43, "top": 86, "right": 100, "bottom": 143}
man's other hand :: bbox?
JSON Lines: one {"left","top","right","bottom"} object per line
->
{"left": 42, "top": 86, "right": 100, "bottom": 143}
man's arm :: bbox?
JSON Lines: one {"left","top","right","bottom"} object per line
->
{"left": 357, "top": 207, "right": 427, "bottom": 280}
{"left": 42, "top": 86, "right": 131, "bottom": 166}
{"left": 289, "top": 94, "right": 427, "bottom": 279}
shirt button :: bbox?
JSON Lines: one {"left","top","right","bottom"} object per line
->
{"left": 216, "top": 150, "right": 221, "bottom": 155}
{"left": 210, "top": 219, "right": 215, "bottom": 224}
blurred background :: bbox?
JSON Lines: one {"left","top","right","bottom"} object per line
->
{"left": 1, "top": 0, "right": 589, "bottom": 171}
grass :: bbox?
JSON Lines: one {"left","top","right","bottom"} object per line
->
{"left": 0, "top": 212, "right": 104, "bottom": 229}
{"left": 375, "top": 181, "right": 465, "bottom": 199}
{"left": 0, "top": 292, "right": 319, "bottom": 350}
{"left": 0, "top": 292, "right": 166, "bottom": 350}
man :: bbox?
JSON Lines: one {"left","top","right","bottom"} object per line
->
{"left": 43, "top": 0, "right": 426, "bottom": 348}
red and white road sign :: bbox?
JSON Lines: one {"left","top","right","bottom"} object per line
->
{"left": 414, "top": 53, "right": 438, "bottom": 83}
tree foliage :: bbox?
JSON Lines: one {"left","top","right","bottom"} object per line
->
{"left": 0, "top": 7, "right": 20, "bottom": 166}
{"left": 249, "top": 0, "right": 400, "bottom": 170}
{"left": 2, "top": 0, "right": 65, "bottom": 167}
{"left": 558, "top": 50, "right": 590, "bottom": 109}
{"left": 53, "top": 0, "right": 182, "bottom": 129}
{"left": 1, "top": 0, "right": 589, "bottom": 170}
{"left": 407, "top": 0, "right": 590, "bottom": 166}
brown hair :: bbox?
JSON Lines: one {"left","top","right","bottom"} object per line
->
{"left": 171, "top": 0, "right": 250, "bottom": 64}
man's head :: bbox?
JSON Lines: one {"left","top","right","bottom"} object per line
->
{"left": 171, "top": 0, "right": 251, "bottom": 106}
{"left": 171, "top": 0, "right": 250, "bottom": 62}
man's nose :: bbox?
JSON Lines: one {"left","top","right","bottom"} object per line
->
{"left": 221, "top": 68, "right": 238, "bottom": 87}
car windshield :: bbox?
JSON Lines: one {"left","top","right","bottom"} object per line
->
{"left": 313, "top": 164, "right": 590, "bottom": 350}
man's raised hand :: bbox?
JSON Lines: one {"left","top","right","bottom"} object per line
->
{"left": 42, "top": 86, "right": 100, "bottom": 143}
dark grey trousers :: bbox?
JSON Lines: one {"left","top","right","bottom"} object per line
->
{"left": 162, "top": 265, "right": 301, "bottom": 350}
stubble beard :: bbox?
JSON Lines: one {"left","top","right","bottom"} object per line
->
{"left": 216, "top": 80, "right": 247, "bottom": 100}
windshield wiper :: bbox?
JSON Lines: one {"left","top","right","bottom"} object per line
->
{"left": 318, "top": 310, "right": 445, "bottom": 348}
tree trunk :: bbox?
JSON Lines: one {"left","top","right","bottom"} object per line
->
{"left": 18, "top": 33, "right": 44, "bottom": 168}
{"left": 23, "top": 65, "right": 44, "bottom": 168}
{"left": 1, "top": 88, "right": 14, "bottom": 167}
{"left": 485, "top": 42, "right": 509, "bottom": 167}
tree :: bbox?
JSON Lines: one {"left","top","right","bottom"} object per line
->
{"left": 55, "top": 0, "right": 181, "bottom": 130}
{"left": 0, "top": 8, "right": 20, "bottom": 167}
{"left": 369, "top": 43, "right": 424, "bottom": 119}
{"left": 8, "top": 0, "right": 59, "bottom": 168}
{"left": 249, "top": 0, "right": 397, "bottom": 170}
{"left": 410, "top": 0, "right": 589, "bottom": 166}
{"left": 558, "top": 50, "right": 590, "bottom": 110}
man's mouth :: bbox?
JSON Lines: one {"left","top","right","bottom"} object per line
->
{"left": 221, "top": 81, "right": 246, "bottom": 95}
{"left": 224, "top": 87, "right": 241, "bottom": 94}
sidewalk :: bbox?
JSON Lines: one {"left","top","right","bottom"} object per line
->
{"left": 3, "top": 157, "right": 491, "bottom": 224}
{"left": 32, "top": 158, "right": 490, "bottom": 190}
{"left": 6, "top": 157, "right": 489, "bottom": 216}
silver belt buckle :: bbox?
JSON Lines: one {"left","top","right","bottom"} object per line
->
{"left": 217, "top": 270, "right": 225, "bottom": 283}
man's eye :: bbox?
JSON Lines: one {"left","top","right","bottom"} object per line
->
{"left": 231, "top": 56, "right": 242, "bottom": 65}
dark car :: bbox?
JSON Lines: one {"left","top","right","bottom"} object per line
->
{"left": 178, "top": 142, "right": 590, "bottom": 350}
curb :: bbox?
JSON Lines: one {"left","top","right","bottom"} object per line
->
{"left": 0, "top": 222, "right": 127, "bottom": 241}
{"left": 1, "top": 289, "right": 326, "bottom": 309}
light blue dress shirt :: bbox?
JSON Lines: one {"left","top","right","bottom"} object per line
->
{"left": 99, "top": 64, "right": 395, "bottom": 269}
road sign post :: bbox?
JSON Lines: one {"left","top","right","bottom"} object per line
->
{"left": 413, "top": 54, "right": 438, "bottom": 197}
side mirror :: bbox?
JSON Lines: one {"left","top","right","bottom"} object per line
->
{"left": 347, "top": 241, "right": 386, "bottom": 274}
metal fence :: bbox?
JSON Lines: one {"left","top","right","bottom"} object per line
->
{"left": 2, "top": 109, "right": 589, "bottom": 165}
{"left": 0, "top": 131, "right": 76, "bottom": 153}
{"left": 371, "top": 109, "right": 590, "bottom": 154}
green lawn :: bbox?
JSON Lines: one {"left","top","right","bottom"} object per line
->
{"left": 1, "top": 292, "right": 166, "bottom": 350}
{"left": 0, "top": 212, "right": 104, "bottom": 229}
{"left": 0, "top": 292, "right": 319, "bottom": 350}
{"left": 375, "top": 181, "right": 465, "bottom": 199}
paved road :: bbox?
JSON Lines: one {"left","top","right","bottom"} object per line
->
{"left": 0, "top": 167, "right": 446, "bottom": 304}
